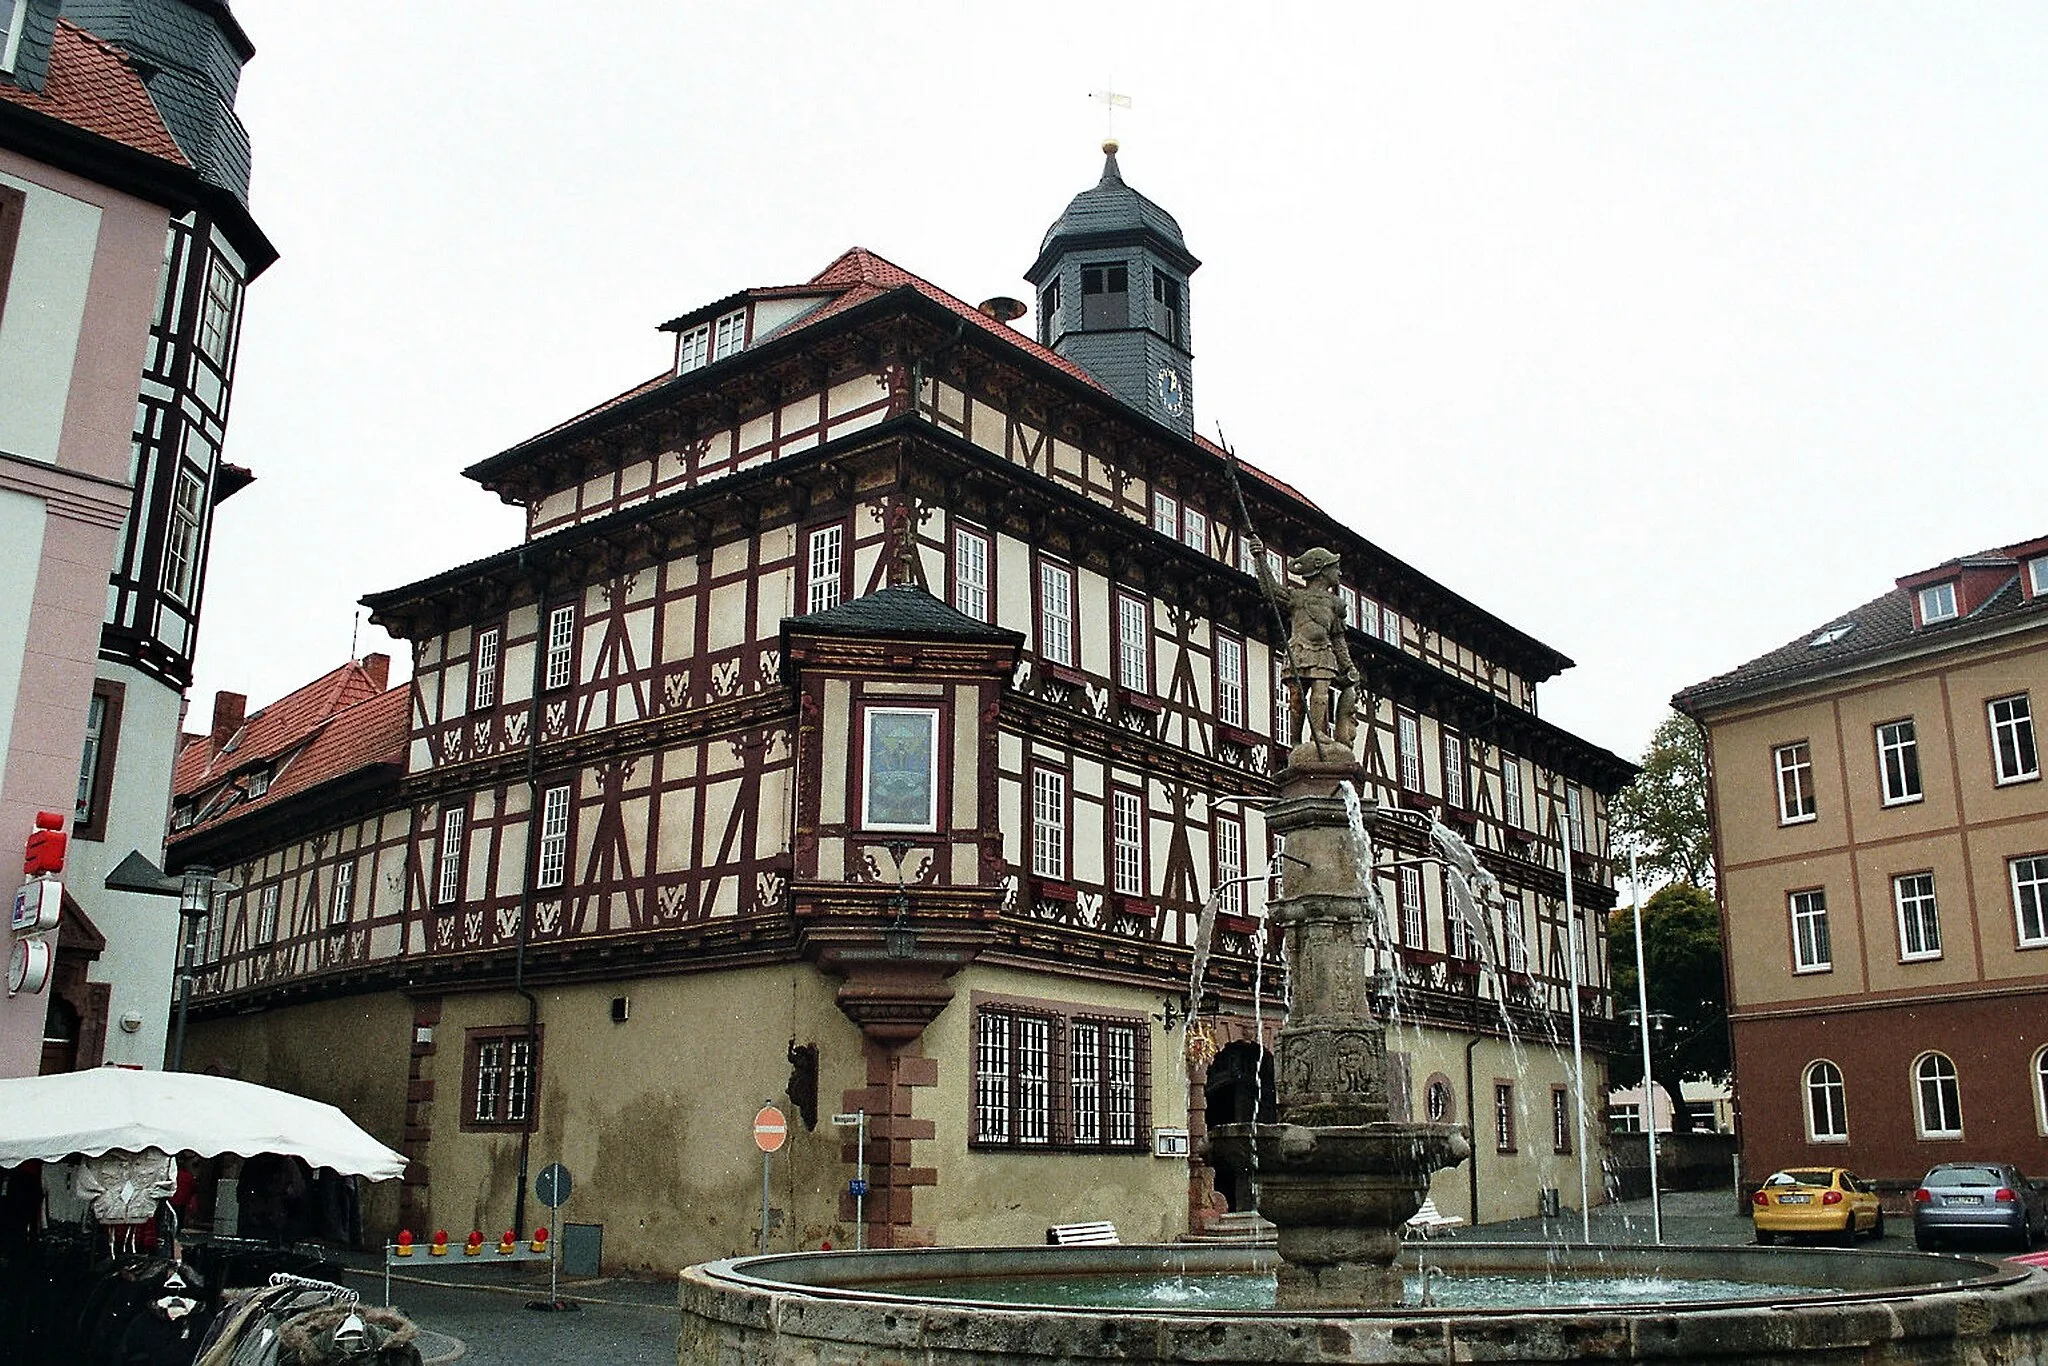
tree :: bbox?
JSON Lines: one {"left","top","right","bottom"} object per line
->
{"left": 1610, "top": 711, "right": 1713, "bottom": 888}
{"left": 1607, "top": 883, "right": 1728, "bottom": 1132}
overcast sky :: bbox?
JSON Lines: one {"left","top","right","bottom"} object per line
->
{"left": 198, "top": 3, "right": 2048, "bottom": 762}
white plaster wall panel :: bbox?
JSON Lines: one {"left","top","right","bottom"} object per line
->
{"left": 998, "top": 772, "right": 1021, "bottom": 872}
{"left": 737, "top": 413, "right": 773, "bottom": 460}
{"left": 710, "top": 536, "right": 750, "bottom": 580}
{"left": 619, "top": 458, "right": 651, "bottom": 498}
{"left": 779, "top": 394, "right": 818, "bottom": 436}
{"left": 994, "top": 535, "right": 1031, "bottom": 636}
{"left": 752, "top": 295, "right": 829, "bottom": 339}
{"left": 0, "top": 173, "right": 98, "bottom": 464}
{"left": 0, "top": 489, "right": 48, "bottom": 769}
{"left": 966, "top": 397, "right": 1004, "bottom": 459}
{"left": 752, "top": 566, "right": 791, "bottom": 641}
{"left": 1076, "top": 568, "right": 1110, "bottom": 676}
{"left": 579, "top": 471, "right": 612, "bottom": 513}
{"left": 827, "top": 377, "right": 876, "bottom": 420}
{"left": 659, "top": 596, "right": 696, "bottom": 673}
{"left": 705, "top": 581, "right": 748, "bottom": 654}
{"left": 819, "top": 679, "right": 850, "bottom": 825}
{"left": 654, "top": 782, "right": 696, "bottom": 873}
{"left": 951, "top": 686, "right": 978, "bottom": 829}
{"left": 934, "top": 382, "right": 965, "bottom": 426}
{"left": 824, "top": 402, "right": 885, "bottom": 445}
{"left": 850, "top": 542, "right": 880, "bottom": 602}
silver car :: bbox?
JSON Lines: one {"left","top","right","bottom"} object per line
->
{"left": 1911, "top": 1162, "right": 2048, "bottom": 1251}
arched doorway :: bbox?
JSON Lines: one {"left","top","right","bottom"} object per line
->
{"left": 1204, "top": 1041, "right": 1275, "bottom": 1212}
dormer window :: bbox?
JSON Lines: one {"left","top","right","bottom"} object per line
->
{"left": 1081, "top": 263, "right": 1129, "bottom": 328}
{"left": 247, "top": 769, "right": 270, "bottom": 798}
{"left": 2030, "top": 555, "right": 2048, "bottom": 598}
{"left": 1917, "top": 582, "right": 1958, "bottom": 625}
{"left": 712, "top": 309, "right": 747, "bottom": 360}
{"left": 676, "top": 324, "right": 709, "bottom": 373}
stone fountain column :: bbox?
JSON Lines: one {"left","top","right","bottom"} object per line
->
{"left": 1205, "top": 755, "right": 1470, "bottom": 1309}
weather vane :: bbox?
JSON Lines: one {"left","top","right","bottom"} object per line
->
{"left": 1090, "top": 86, "right": 1131, "bottom": 143}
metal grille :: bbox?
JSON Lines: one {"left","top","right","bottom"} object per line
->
{"left": 1071, "top": 1023, "right": 1100, "bottom": 1145}
{"left": 975, "top": 1012, "right": 1011, "bottom": 1143}
{"left": 1016, "top": 1015, "right": 1050, "bottom": 1145}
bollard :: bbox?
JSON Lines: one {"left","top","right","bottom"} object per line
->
{"left": 530, "top": 1226, "right": 549, "bottom": 1255}
{"left": 464, "top": 1229, "right": 484, "bottom": 1256}
{"left": 395, "top": 1229, "right": 415, "bottom": 1257}
{"left": 497, "top": 1229, "right": 515, "bottom": 1255}
{"left": 430, "top": 1229, "right": 449, "bottom": 1257}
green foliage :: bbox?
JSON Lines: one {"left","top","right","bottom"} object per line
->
{"left": 1607, "top": 882, "right": 1728, "bottom": 1132}
{"left": 1610, "top": 711, "right": 1713, "bottom": 888}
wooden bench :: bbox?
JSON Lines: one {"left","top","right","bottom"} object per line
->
{"left": 1403, "top": 1198, "right": 1464, "bottom": 1239}
{"left": 1047, "top": 1221, "right": 1120, "bottom": 1246}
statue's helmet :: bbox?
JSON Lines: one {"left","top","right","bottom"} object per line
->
{"left": 1289, "top": 547, "right": 1341, "bottom": 578}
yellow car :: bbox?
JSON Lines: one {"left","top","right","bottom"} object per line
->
{"left": 1751, "top": 1167, "right": 1885, "bottom": 1245}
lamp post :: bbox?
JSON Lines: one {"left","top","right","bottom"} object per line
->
{"left": 1628, "top": 849, "right": 1663, "bottom": 1243}
{"left": 170, "top": 865, "right": 217, "bottom": 1072}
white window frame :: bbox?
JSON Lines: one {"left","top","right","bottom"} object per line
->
{"left": 1215, "top": 633, "right": 1246, "bottom": 729}
{"left": 1399, "top": 865, "right": 1424, "bottom": 948}
{"left": 711, "top": 308, "right": 747, "bottom": 360}
{"left": 1215, "top": 815, "right": 1244, "bottom": 918}
{"left": 1790, "top": 889, "right": 1831, "bottom": 973}
{"left": 1357, "top": 595, "right": 1383, "bottom": 641}
{"left": 1877, "top": 719, "right": 1922, "bottom": 805}
{"left": 1337, "top": 584, "right": 1359, "bottom": 629}
{"left": 2012, "top": 854, "right": 2048, "bottom": 948}
{"left": 1917, "top": 581, "right": 1958, "bottom": 624}
{"left": 1805, "top": 1059, "right": 1848, "bottom": 1142}
{"left": 1914, "top": 1052, "right": 1963, "bottom": 1138}
{"left": 861, "top": 707, "right": 939, "bottom": 832}
{"left": 1111, "top": 789, "right": 1144, "bottom": 897}
{"left": 331, "top": 861, "right": 355, "bottom": 927}
{"left": 1566, "top": 783, "right": 1588, "bottom": 853}
{"left": 472, "top": 628, "right": 500, "bottom": 712}
{"left": 196, "top": 254, "right": 242, "bottom": 367}
{"left": 1116, "top": 592, "right": 1149, "bottom": 693}
{"left": 1151, "top": 491, "right": 1178, "bottom": 537}
{"left": 2035, "top": 1045, "right": 2048, "bottom": 1136}
{"left": 1893, "top": 871, "right": 1942, "bottom": 961}
{"left": 1181, "top": 506, "right": 1208, "bottom": 555}
{"left": 75, "top": 691, "right": 107, "bottom": 824}
{"left": 1500, "top": 754, "right": 1524, "bottom": 829}
{"left": 676, "top": 323, "right": 710, "bottom": 373}
{"left": 1442, "top": 732, "right": 1465, "bottom": 810}
{"left": 806, "top": 524, "right": 844, "bottom": 614}
{"left": 1503, "top": 897, "right": 1528, "bottom": 973}
{"left": 1038, "top": 560, "right": 1074, "bottom": 668}
{"left": 1, "top": 0, "right": 29, "bottom": 72}
{"left": 256, "top": 885, "right": 279, "bottom": 945}
{"left": 537, "top": 784, "right": 571, "bottom": 889}
{"left": 2031, "top": 556, "right": 2048, "bottom": 599}
{"left": 952, "top": 524, "right": 990, "bottom": 622}
{"left": 1397, "top": 713, "right": 1422, "bottom": 791}
{"left": 544, "top": 604, "right": 576, "bottom": 691}
{"left": 162, "top": 466, "right": 207, "bottom": 605}
{"left": 1775, "top": 741, "right": 1816, "bottom": 823}
{"left": 1380, "top": 605, "right": 1401, "bottom": 647}
{"left": 1989, "top": 694, "right": 2038, "bottom": 785}
{"left": 437, "top": 806, "right": 465, "bottom": 906}
{"left": 1031, "top": 768, "right": 1067, "bottom": 881}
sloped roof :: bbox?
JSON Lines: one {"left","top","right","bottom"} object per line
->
{"left": 1029, "top": 145, "right": 1197, "bottom": 277}
{"left": 1673, "top": 537, "right": 2048, "bottom": 715}
{"left": 0, "top": 21, "right": 188, "bottom": 165}
{"left": 785, "top": 582, "right": 1023, "bottom": 644}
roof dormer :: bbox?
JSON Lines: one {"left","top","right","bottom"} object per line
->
{"left": 1897, "top": 552, "right": 2019, "bottom": 628}
{"left": 659, "top": 287, "right": 837, "bottom": 377}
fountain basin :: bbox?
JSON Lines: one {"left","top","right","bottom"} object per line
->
{"left": 678, "top": 1242, "right": 2048, "bottom": 1363}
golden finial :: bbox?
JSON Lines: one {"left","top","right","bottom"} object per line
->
{"left": 1103, "top": 137, "right": 1120, "bottom": 155}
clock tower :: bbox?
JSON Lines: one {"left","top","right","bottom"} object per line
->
{"left": 1026, "top": 142, "right": 1200, "bottom": 437}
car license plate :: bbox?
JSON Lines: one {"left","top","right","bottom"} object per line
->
{"left": 1779, "top": 1194, "right": 1810, "bottom": 1204}
{"left": 1948, "top": 1195, "right": 1982, "bottom": 1205}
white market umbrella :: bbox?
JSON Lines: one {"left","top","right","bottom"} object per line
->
{"left": 0, "top": 1067, "right": 407, "bottom": 1180}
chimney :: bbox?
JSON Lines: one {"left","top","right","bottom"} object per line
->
{"left": 211, "top": 691, "right": 246, "bottom": 746}
{"left": 361, "top": 652, "right": 391, "bottom": 692}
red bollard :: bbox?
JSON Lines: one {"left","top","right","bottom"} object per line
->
{"left": 430, "top": 1229, "right": 449, "bottom": 1256}
{"left": 396, "top": 1229, "right": 415, "bottom": 1257}
{"left": 464, "top": 1229, "right": 484, "bottom": 1257}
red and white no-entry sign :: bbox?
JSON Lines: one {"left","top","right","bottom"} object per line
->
{"left": 753, "top": 1104, "right": 787, "bottom": 1153}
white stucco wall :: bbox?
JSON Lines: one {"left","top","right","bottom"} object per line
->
{"left": 0, "top": 170, "right": 100, "bottom": 465}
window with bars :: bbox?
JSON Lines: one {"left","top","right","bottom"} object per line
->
{"left": 331, "top": 861, "right": 355, "bottom": 928}
{"left": 1442, "top": 732, "right": 1465, "bottom": 810}
{"left": 1337, "top": 584, "right": 1358, "bottom": 628}
{"left": 953, "top": 525, "right": 990, "bottom": 621}
{"left": 1775, "top": 741, "right": 1816, "bottom": 823}
{"left": 807, "top": 525, "right": 843, "bottom": 614}
{"left": 1494, "top": 1082, "right": 1516, "bottom": 1152}
{"left": 1111, "top": 789, "right": 1144, "bottom": 897}
{"left": 1152, "top": 271, "right": 1184, "bottom": 346}
{"left": 2015, "top": 855, "right": 2048, "bottom": 947}
{"left": 1790, "top": 889, "right": 1831, "bottom": 972}
{"left": 1806, "top": 1060, "right": 1848, "bottom": 1141}
{"left": 1081, "top": 262, "right": 1129, "bottom": 328}
{"left": 1397, "top": 713, "right": 1422, "bottom": 791}
{"left": 1894, "top": 872, "right": 1942, "bottom": 960}
{"left": 1444, "top": 871, "right": 1474, "bottom": 961}
{"left": 465, "top": 1028, "right": 541, "bottom": 1130}
{"left": 1116, "top": 593, "right": 1149, "bottom": 693}
{"left": 1551, "top": 1086, "right": 1573, "bottom": 1154}
{"left": 544, "top": 605, "right": 576, "bottom": 691}
{"left": 538, "top": 784, "right": 571, "bottom": 889}
{"left": 473, "top": 628, "right": 500, "bottom": 712}
{"left": 437, "top": 806, "right": 465, "bottom": 906}
{"left": 1399, "top": 865, "right": 1425, "bottom": 948}
{"left": 1356, "top": 594, "right": 1382, "bottom": 640}
{"left": 1031, "top": 769, "right": 1067, "bottom": 881}
{"left": 1877, "top": 719, "right": 1922, "bottom": 805}
{"left": 1990, "top": 694, "right": 2038, "bottom": 785}
{"left": 1379, "top": 606, "right": 1401, "bottom": 647}
{"left": 1038, "top": 560, "right": 1074, "bottom": 667}
{"left": 974, "top": 1004, "right": 1145, "bottom": 1150}
{"left": 1215, "top": 816, "right": 1244, "bottom": 918}
{"left": 1216, "top": 633, "right": 1245, "bottom": 729}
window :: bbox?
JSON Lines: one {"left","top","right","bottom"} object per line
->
{"left": 544, "top": 604, "right": 576, "bottom": 691}
{"left": 2036, "top": 1047, "right": 2048, "bottom": 1136}
{"left": 1917, "top": 581, "right": 1958, "bottom": 624}
{"left": 472, "top": 628, "right": 500, "bottom": 712}
{"left": 1031, "top": 768, "right": 1067, "bottom": 880}
{"left": 676, "top": 323, "right": 710, "bottom": 373}
{"left": 1500, "top": 754, "right": 1524, "bottom": 830}
{"left": 1425, "top": 1076, "right": 1455, "bottom": 1123}
{"left": 1215, "top": 815, "right": 1244, "bottom": 918}
{"left": 1805, "top": 1060, "right": 1848, "bottom": 1141}
{"left": 1551, "top": 1086, "right": 1573, "bottom": 1154}
{"left": 975, "top": 1003, "right": 1145, "bottom": 1150}
{"left": 465, "top": 1027, "right": 540, "bottom": 1130}
{"left": 331, "top": 861, "right": 355, "bottom": 928}
{"left": 1990, "top": 694, "right": 2038, "bottom": 784}
{"left": 0, "top": 185, "right": 22, "bottom": 328}
{"left": 1215, "top": 632, "right": 1246, "bottom": 729}
{"left": 1, "top": 2, "right": 28, "bottom": 74}
{"left": 1111, "top": 789, "right": 1144, "bottom": 897}
{"left": 195, "top": 254, "right": 242, "bottom": 366}
{"left": 1442, "top": 732, "right": 1465, "bottom": 810}
{"left": 537, "top": 784, "right": 571, "bottom": 888}
{"left": 255, "top": 885, "right": 279, "bottom": 945}
{"left": 1037, "top": 560, "right": 1074, "bottom": 668}
{"left": 1876, "top": 720, "right": 1922, "bottom": 804}
{"left": 1152, "top": 271, "right": 1183, "bottom": 346}
{"left": 1356, "top": 594, "right": 1382, "bottom": 641}
{"left": 1894, "top": 872, "right": 1941, "bottom": 960}
{"left": 1503, "top": 897, "right": 1528, "bottom": 973}
{"left": 161, "top": 467, "right": 206, "bottom": 604}
{"left": 1397, "top": 713, "right": 1422, "bottom": 791}
{"left": 1566, "top": 783, "right": 1588, "bottom": 854}
{"left": 437, "top": 806, "right": 465, "bottom": 906}
{"left": 1181, "top": 506, "right": 1207, "bottom": 555}
{"left": 1494, "top": 1082, "right": 1517, "bottom": 1152}
{"left": 1272, "top": 659, "right": 1291, "bottom": 745}
{"left": 863, "top": 707, "right": 938, "bottom": 830}
{"left": 1790, "top": 889, "right": 1831, "bottom": 972}
{"left": 1080, "top": 261, "right": 1129, "bottom": 328}
{"left": 74, "top": 680, "right": 124, "bottom": 838}
{"left": 1037, "top": 277, "right": 1060, "bottom": 345}
{"left": 1774, "top": 741, "right": 1816, "bottom": 823}
{"left": 1116, "top": 592, "right": 1149, "bottom": 693}
{"left": 1151, "top": 491, "right": 1178, "bottom": 537}
{"left": 2032, "top": 556, "right": 2048, "bottom": 598}
{"left": 952, "top": 525, "right": 990, "bottom": 622}
{"left": 1379, "top": 605, "right": 1401, "bottom": 647}
{"left": 711, "top": 308, "right": 746, "bottom": 360}
{"left": 1399, "top": 865, "right": 1424, "bottom": 948}
{"left": 2012, "top": 855, "right": 2048, "bottom": 947}
{"left": 805, "top": 525, "right": 843, "bottom": 613}
{"left": 1914, "top": 1052, "right": 1962, "bottom": 1138}
{"left": 1444, "top": 872, "right": 1473, "bottom": 961}
{"left": 1611, "top": 1104, "right": 1642, "bottom": 1134}
{"left": 1808, "top": 622, "right": 1855, "bottom": 648}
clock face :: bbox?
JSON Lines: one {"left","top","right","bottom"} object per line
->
{"left": 8, "top": 937, "right": 49, "bottom": 997}
{"left": 1155, "top": 367, "right": 1185, "bottom": 416}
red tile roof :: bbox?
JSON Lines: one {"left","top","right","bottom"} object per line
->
{"left": 0, "top": 22, "right": 188, "bottom": 167}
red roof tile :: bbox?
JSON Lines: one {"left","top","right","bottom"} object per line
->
{"left": 0, "top": 22, "right": 187, "bottom": 167}
{"left": 171, "top": 682, "right": 408, "bottom": 841}
{"left": 174, "top": 657, "right": 395, "bottom": 796}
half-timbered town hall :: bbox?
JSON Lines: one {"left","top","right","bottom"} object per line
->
{"left": 170, "top": 146, "right": 1635, "bottom": 1272}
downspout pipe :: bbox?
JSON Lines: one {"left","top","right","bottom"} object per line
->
{"left": 1465, "top": 1032, "right": 1483, "bottom": 1228}
{"left": 511, "top": 556, "right": 547, "bottom": 1238}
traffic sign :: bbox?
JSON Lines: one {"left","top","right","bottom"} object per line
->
{"left": 754, "top": 1104, "right": 787, "bottom": 1153}
{"left": 535, "top": 1162, "right": 571, "bottom": 1208}
{"left": 830, "top": 1113, "right": 862, "bottom": 1127}
{"left": 848, "top": 1178, "right": 868, "bottom": 1197}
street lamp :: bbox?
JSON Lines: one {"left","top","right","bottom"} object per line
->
{"left": 171, "top": 866, "right": 221, "bottom": 1071}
